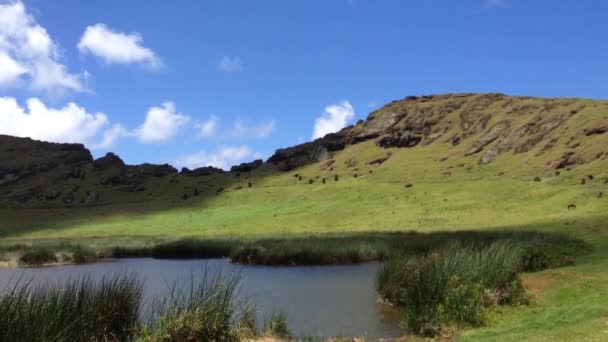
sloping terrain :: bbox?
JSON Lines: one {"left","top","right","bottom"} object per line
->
{"left": 1, "top": 93, "right": 608, "bottom": 340}
{"left": 0, "top": 92, "right": 606, "bottom": 238}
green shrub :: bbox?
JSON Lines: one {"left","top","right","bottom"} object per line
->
{"left": 377, "top": 243, "right": 529, "bottom": 336}
{"left": 17, "top": 248, "right": 57, "bottom": 266}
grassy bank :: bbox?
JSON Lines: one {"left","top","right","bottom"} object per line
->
{"left": 0, "top": 230, "right": 590, "bottom": 267}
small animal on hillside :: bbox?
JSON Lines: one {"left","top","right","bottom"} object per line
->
{"left": 567, "top": 204, "right": 577, "bottom": 210}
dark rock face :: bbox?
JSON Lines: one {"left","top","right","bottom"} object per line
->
{"left": 378, "top": 132, "right": 423, "bottom": 148}
{"left": 127, "top": 164, "right": 177, "bottom": 178}
{"left": 191, "top": 166, "right": 224, "bottom": 176}
{"left": 231, "top": 159, "right": 263, "bottom": 173}
{"left": 0, "top": 135, "right": 92, "bottom": 185}
{"left": 93, "top": 153, "right": 125, "bottom": 170}
{"left": 268, "top": 139, "right": 339, "bottom": 171}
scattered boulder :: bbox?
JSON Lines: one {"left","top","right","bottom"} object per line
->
{"left": 588, "top": 175, "right": 594, "bottom": 180}
{"left": 534, "top": 177, "right": 541, "bottom": 182}
{"left": 597, "top": 192, "right": 604, "bottom": 198}
{"left": 581, "top": 178, "right": 587, "bottom": 185}
{"left": 405, "top": 183, "right": 413, "bottom": 188}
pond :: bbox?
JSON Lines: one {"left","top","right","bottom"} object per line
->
{"left": 0, "top": 258, "right": 403, "bottom": 339}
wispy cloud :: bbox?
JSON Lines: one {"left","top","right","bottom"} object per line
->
{"left": 175, "top": 146, "right": 255, "bottom": 170}
{"left": 195, "top": 115, "right": 220, "bottom": 138}
{"left": 217, "top": 56, "right": 242, "bottom": 72}
{"left": 230, "top": 120, "right": 275, "bottom": 139}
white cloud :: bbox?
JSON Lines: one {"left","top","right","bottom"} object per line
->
{"left": 0, "top": 51, "right": 26, "bottom": 86}
{"left": 94, "top": 123, "right": 130, "bottom": 149}
{"left": 195, "top": 115, "right": 219, "bottom": 138}
{"left": 312, "top": 100, "right": 355, "bottom": 140}
{"left": 175, "top": 146, "right": 254, "bottom": 170}
{"left": 0, "top": 1, "right": 84, "bottom": 93}
{"left": 78, "top": 23, "right": 162, "bottom": 69}
{"left": 135, "top": 102, "right": 190, "bottom": 143}
{"left": 230, "top": 120, "right": 275, "bottom": 139}
{"left": 0, "top": 96, "right": 108, "bottom": 145}
{"left": 217, "top": 56, "right": 242, "bottom": 72}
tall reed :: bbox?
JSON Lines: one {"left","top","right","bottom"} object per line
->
{"left": 0, "top": 274, "right": 142, "bottom": 342}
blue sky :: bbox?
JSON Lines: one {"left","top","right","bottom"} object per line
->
{"left": 1, "top": 0, "right": 606, "bottom": 169}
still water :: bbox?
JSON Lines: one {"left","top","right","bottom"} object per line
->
{"left": 0, "top": 258, "right": 402, "bottom": 339}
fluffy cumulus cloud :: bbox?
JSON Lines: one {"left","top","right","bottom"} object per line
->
{"left": 0, "top": 96, "right": 108, "bottom": 145}
{"left": 230, "top": 120, "right": 275, "bottom": 139}
{"left": 78, "top": 23, "right": 162, "bottom": 69}
{"left": 217, "top": 56, "right": 242, "bottom": 72}
{"left": 135, "top": 102, "right": 190, "bottom": 143}
{"left": 195, "top": 115, "right": 219, "bottom": 138}
{"left": 175, "top": 146, "right": 255, "bottom": 170}
{"left": 0, "top": 1, "right": 84, "bottom": 93}
{"left": 0, "top": 95, "right": 194, "bottom": 149}
{"left": 312, "top": 100, "right": 355, "bottom": 140}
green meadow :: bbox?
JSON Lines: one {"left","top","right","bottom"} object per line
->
{"left": 1, "top": 97, "right": 608, "bottom": 339}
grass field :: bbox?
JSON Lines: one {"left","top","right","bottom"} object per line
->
{"left": 1, "top": 95, "right": 608, "bottom": 340}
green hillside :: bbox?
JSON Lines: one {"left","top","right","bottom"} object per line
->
{"left": 1, "top": 93, "right": 608, "bottom": 340}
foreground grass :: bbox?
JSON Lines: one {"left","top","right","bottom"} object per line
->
{"left": 0, "top": 274, "right": 142, "bottom": 342}
{"left": 0, "top": 271, "right": 297, "bottom": 342}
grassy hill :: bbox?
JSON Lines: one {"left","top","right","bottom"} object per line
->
{"left": 1, "top": 93, "right": 607, "bottom": 340}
